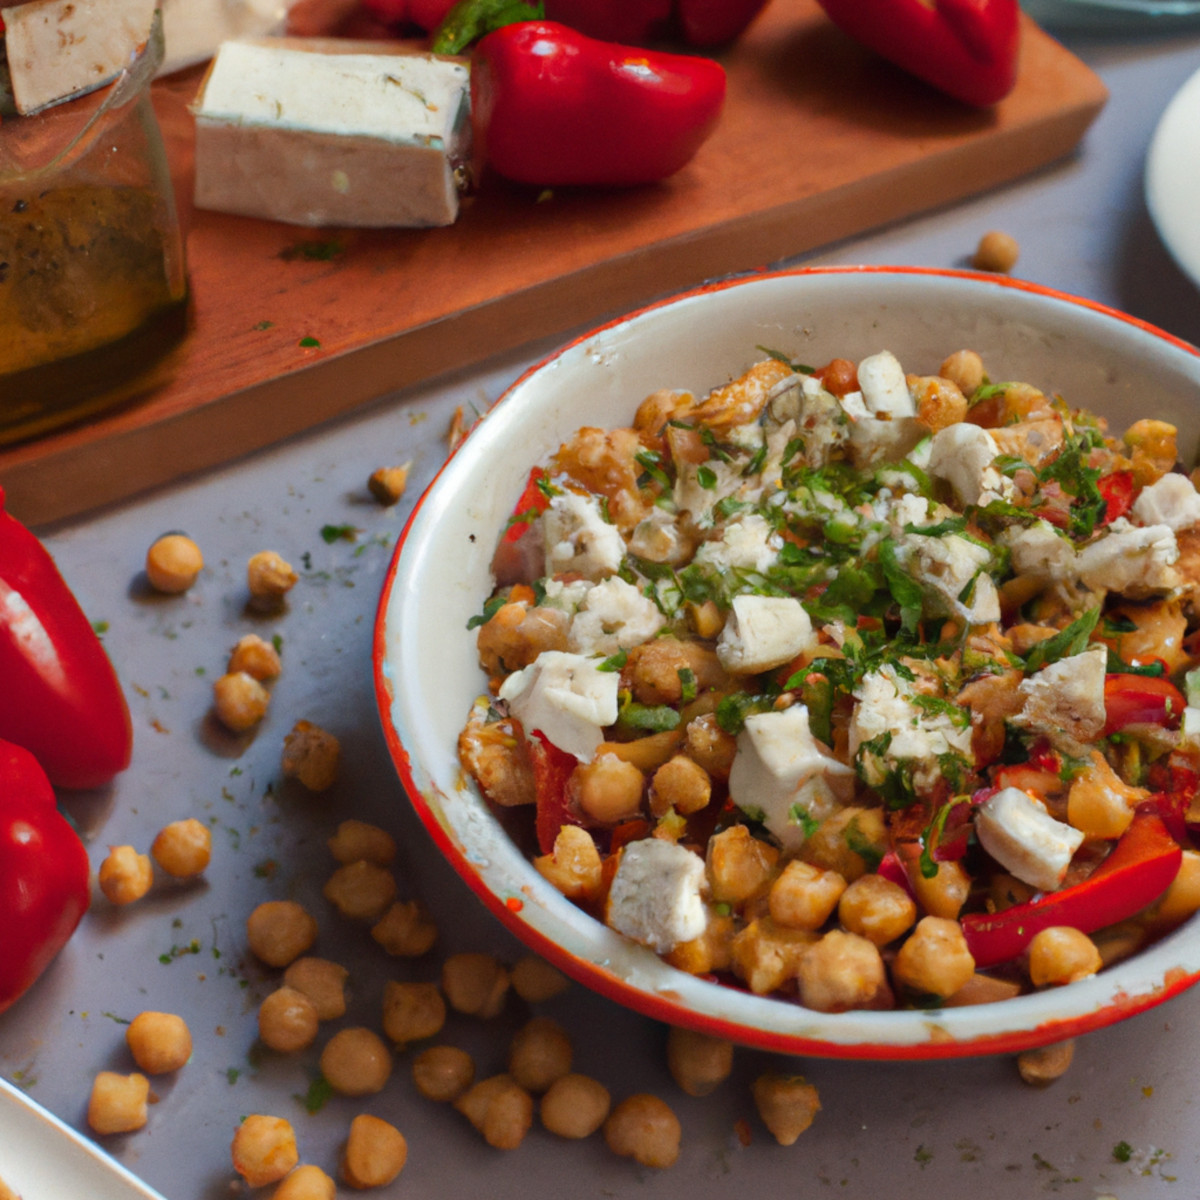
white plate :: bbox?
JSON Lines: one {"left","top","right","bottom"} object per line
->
{"left": 1146, "top": 64, "right": 1200, "bottom": 292}
{"left": 0, "top": 1079, "right": 168, "bottom": 1200}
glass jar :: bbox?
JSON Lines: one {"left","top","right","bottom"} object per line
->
{"left": 0, "top": 9, "right": 188, "bottom": 444}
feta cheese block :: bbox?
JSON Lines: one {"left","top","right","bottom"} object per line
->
{"left": 159, "top": 0, "right": 288, "bottom": 77}
{"left": 716, "top": 594, "right": 814, "bottom": 675}
{"left": 192, "top": 39, "right": 471, "bottom": 228}
{"left": 568, "top": 576, "right": 665, "bottom": 657}
{"left": 3, "top": 0, "right": 157, "bottom": 114}
{"left": 542, "top": 491, "right": 625, "bottom": 581}
{"left": 1131, "top": 472, "right": 1200, "bottom": 533}
{"left": 606, "top": 838, "right": 707, "bottom": 954}
{"left": 1011, "top": 644, "right": 1108, "bottom": 755}
{"left": 975, "top": 786, "right": 1085, "bottom": 893}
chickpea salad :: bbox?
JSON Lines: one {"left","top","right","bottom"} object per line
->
{"left": 459, "top": 346, "right": 1200, "bottom": 1013}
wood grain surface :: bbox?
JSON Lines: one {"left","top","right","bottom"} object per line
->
{"left": 1, "top": 0, "right": 1108, "bottom": 527}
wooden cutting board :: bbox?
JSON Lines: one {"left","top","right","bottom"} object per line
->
{"left": 1, "top": 0, "right": 1108, "bottom": 527}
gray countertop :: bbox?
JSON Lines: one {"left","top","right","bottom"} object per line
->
{"left": 3, "top": 13, "right": 1200, "bottom": 1200}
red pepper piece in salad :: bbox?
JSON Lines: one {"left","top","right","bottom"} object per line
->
{"left": 960, "top": 807, "right": 1183, "bottom": 969}
{"left": 0, "top": 486, "right": 132, "bottom": 790}
{"left": 1097, "top": 469, "right": 1136, "bottom": 526}
{"left": 814, "top": 0, "right": 1021, "bottom": 108}
{"left": 1102, "top": 673, "right": 1186, "bottom": 736}
{"left": 529, "top": 731, "right": 583, "bottom": 854}
{"left": 0, "top": 739, "right": 92, "bottom": 1013}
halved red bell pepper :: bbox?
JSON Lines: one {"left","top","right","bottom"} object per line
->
{"left": 1103, "top": 673, "right": 1185, "bottom": 736}
{"left": 960, "top": 807, "right": 1182, "bottom": 968}
{"left": 0, "top": 487, "right": 132, "bottom": 789}
{"left": 814, "top": 0, "right": 1020, "bottom": 108}
{"left": 0, "top": 739, "right": 91, "bottom": 1013}
{"left": 470, "top": 20, "right": 727, "bottom": 187}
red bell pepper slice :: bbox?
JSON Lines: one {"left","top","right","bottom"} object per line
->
{"left": 503, "top": 466, "right": 554, "bottom": 544}
{"left": 470, "top": 20, "right": 727, "bottom": 187}
{"left": 960, "top": 808, "right": 1183, "bottom": 968}
{"left": 1098, "top": 470, "right": 1136, "bottom": 526}
{"left": 528, "top": 731, "right": 584, "bottom": 854}
{"left": 0, "top": 487, "right": 132, "bottom": 789}
{"left": 1103, "top": 673, "right": 1185, "bottom": 736}
{"left": 0, "top": 739, "right": 91, "bottom": 1013}
{"left": 814, "top": 0, "right": 1020, "bottom": 108}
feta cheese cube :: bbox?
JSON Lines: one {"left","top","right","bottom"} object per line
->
{"left": 857, "top": 351, "right": 916, "bottom": 419}
{"left": 693, "top": 514, "right": 782, "bottom": 575}
{"left": 1131, "top": 472, "right": 1200, "bottom": 533}
{"left": 1001, "top": 520, "right": 1076, "bottom": 583}
{"left": 568, "top": 576, "right": 665, "bottom": 657}
{"left": 1012, "top": 645, "right": 1108, "bottom": 755}
{"left": 606, "top": 838, "right": 707, "bottom": 953}
{"left": 975, "top": 786, "right": 1085, "bottom": 893}
{"left": 498, "top": 651, "right": 619, "bottom": 762}
{"left": 927, "top": 423, "right": 1002, "bottom": 508}
{"left": 540, "top": 578, "right": 594, "bottom": 614}
{"left": 906, "top": 532, "right": 1000, "bottom": 625}
{"left": 541, "top": 491, "right": 625, "bottom": 581}
{"left": 628, "top": 509, "right": 692, "bottom": 566}
{"left": 716, "top": 594, "right": 815, "bottom": 675}
{"left": 1075, "top": 519, "right": 1178, "bottom": 595}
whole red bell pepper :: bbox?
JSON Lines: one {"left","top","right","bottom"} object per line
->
{"left": 543, "top": 0, "right": 672, "bottom": 44}
{"left": 814, "top": 0, "right": 1020, "bottom": 108}
{"left": 0, "top": 487, "right": 132, "bottom": 790}
{"left": 674, "top": 0, "right": 770, "bottom": 45}
{"left": 0, "top": 739, "right": 92, "bottom": 1013}
{"left": 1103, "top": 673, "right": 1185, "bottom": 737}
{"left": 470, "top": 20, "right": 727, "bottom": 187}
{"left": 960, "top": 808, "right": 1182, "bottom": 968}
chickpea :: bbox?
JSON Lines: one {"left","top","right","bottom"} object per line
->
{"left": 282, "top": 957, "right": 349, "bottom": 1021}
{"left": 909, "top": 373, "right": 968, "bottom": 433}
{"left": 837, "top": 873, "right": 917, "bottom": 946}
{"left": 232, "top": 1115, "right": 299, "bottom": 1188}
{"left": 281, "top": 720, "right": 340, "bottom": 791}
{"left": 939, "top": 349, "right": 985, "bottom": 399}
{"left": 1028, "top": 926, "right": 1103, "bottom": 987}
{"left": 1016, "top": 1039, "right": 1075, "bottom": 1087}
{"left": 151, "top": 818, "right": 212, "bottom": 879}
{"left": 818, "top": 357, "right": 858, "bottom": 397}
{"left": 98, "top": 845, "right": 153, "bottom": 905}
{"left": 319, "top": 1028, "right": 392, "bottom": 1097}
{"left": 246, "top": 900, "right": 318, "bottom": 968}
{"left": 258, "top": 986, "right": 320, "bottom": 1054}
{"left": 507, "top": 1017, "right": 572, "bottom": 1093}
{"left": 510, "top": 954, "right": 569, "bottom": 1003}
{"left": 796, "top": 929, "right": 889, "bottom": 1013}
{"left": 533, "top": 824, "right": 603, "bottom": 903}
{"left": 324, "top": 860, "right": 398, "bottom": 922}
{"left": 1155, "top": 848, "right": 1200, "bottom": 926}
{"left": 212, "top": 671, "right": 270, "bottom": 733}
{"left": 650, "top": 756, "right": 711, "bottom": 817}
{"left": 541, "top": 1073, "right": 611, "bottom": 1139}
{"left": 454, "top": 1075, "right": 534, "bottom": 1150}
{"left": 145, "top": 533, "right": 203, "bottom": 594}
{"left": 126, "top": 1011, "right": 192, "bottom": 1074}
{"left": 371, "top": 899, "right": 438, "bottom": 957}
{"left": 381, "top": 980, "right": 446, "bottom": 1047}
{"left": 476, "top": 601, "right": 570, "bottom": 676}
{"left": 341, "top": 1113, "right": 407, "bottom": 1188}
{"left": 573, "top": 755, "right": 645, "bottom": 824}
{"left": 752, "top": 1073, "right": 821, "bottom": 1145}
{"left": 247, "top": 550, "right": 298, "bottom": 610}
{"left": 909, "top": 857, "right": 970, "bottom": 919}
{"left": 892, "top": 916, "right": 976, "bottom": 998}
{"left": 972, "top": 229, "right": 1019, "bottom": 273}
{"left": 442, "top": 952, "right": 510, "bottom": 1018}
{"left": 87, "top": 1071, "right": 149, "bottom": 1135}
{"left": 730, "top": 918, "right": 818, "bottom": 995}
{"left": 666, "top": 1026, "right": 732, "bottom": 1097}
{"left": 707, "top": 824, "right": 780, "bottom": 906}
{"left": 328, "top": 819, "right": 397, "bottom": 867}
{"left": 228, "top": 633, "right": 282, "bottom": 682}
{"left": 603, "top": 1094, "right": 681, "bottom": 1169}
{"left": 272, "top": 1164, "right": 336, "bottom": 1200}
{"left": 412, "top": 1044, "right": 475, "bottom": 1103}
{"left": 368, "top": 463, "right": 412, "bottom": 506}
{"left": 685, "top": 712, "right": 737, "bottom": 781}
{"left": 768, "top": 860, "right": 847, "bottom": 932}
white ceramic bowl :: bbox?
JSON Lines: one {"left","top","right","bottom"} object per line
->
{"left": 374, "top": 265, "right": 1200, "bottom": 1060}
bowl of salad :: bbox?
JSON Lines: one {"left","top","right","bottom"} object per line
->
{"left": 374, "top": 265, "right": 1200, "bottom": 1059}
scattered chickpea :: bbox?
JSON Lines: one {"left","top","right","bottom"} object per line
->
{"left": 412, "top": 1045, "right": 475, "bottom": 1103}
{"left": 246, "top": 900, "right": 319, "bottom": 968}
{"left": 281, "top": 720, "right": 341, "bottom": 792}
{"left": 510, "top": 954, "right": 569, "bottom": 1003}
{"left": 508, "top": 1017, "right": 573, "bottom": 1094}
{"left": 892, "top": 916, "right": 977, "bottom": 999}
{"left": 368, "top": 463, "right": 412, "bottom": 506}
{"left": 247, "top": 550, "right": 298, "bottom": 611}
{"left": 272, "top": 1164, "right": 336, "bottom": 1200}
{"left": 212, "top": 671, "right": 270, "bottom": 733}
{"left": 371, "top": 899, "right": 438, "bottom": 957}
{"left": 150, "top": 818, "right": 212, "bottom": 879}
{"left": 145, "top": 533, "right": 203, "bottom": 594}
{"left": 258, "top": 986, "right": 320, "bottom": 1054}
{"left": 442, "top": 952, "right": 510, "bottom": 1018}
{"left": 228, "top": 633, "right": 282, "bottom": 682}
{"left": 972, "top": 229, "right": 1020, "bottom": 274}
{"left": 282, "top": 957, "right": 349, "bottom": 1021}
{"left": 381, "top": 980, "right": 446, "bottom": 1047}
{"left": 319, "top": 1027, "right": 392, "bottom": 1096}
{"left": 98, "top": 845, "right": 153, "bottom": 906}
{"left": 324, "top": 860, "right": 398, "bottom": 922}
{"left": 126, "top": 1011, "right": 192, "bottom": 1074}
{"left": 328, "top": 819, "right": 397, "bottom": 866}
{"left": 231, "top": 1115, "right": 299, "bottom": 1188}
{"left": 541, "top": 1073, "right": 611, "bottom": 1139}
{"left": 666, "top": 1026, "right": 733, "bottom": 1097}
{"left": 87, "top": 1071, "right": 149, "bottom": 1135}
{"left": 751, "top": 1073, "right": 821, "bottom": 1145}
{"left": 1028, "top": 926, "right": 1103, "bottom": 987}
{"left": 341, "top": 1113, "right": 408, "bottom": 1188}
{"left": 454, "top": 1074, "right": 534, "bottom": 1150}
{"left": 603, "top": 1093, "right": 681, "bottom": 1169}
{"left": 1016, "top": 1039, "right": 1076, "bottom": 1087}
